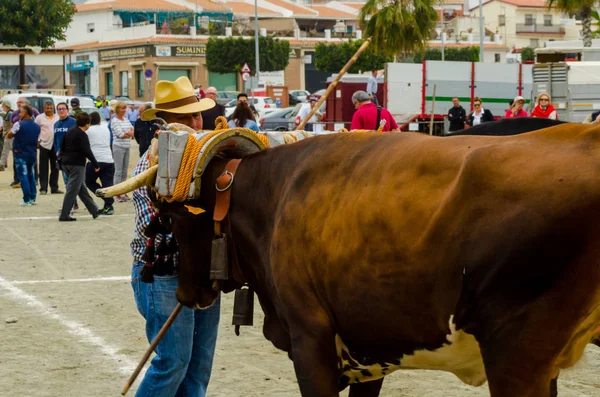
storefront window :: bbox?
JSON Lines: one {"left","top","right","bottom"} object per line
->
{"left": 136, "top": 70, "right": 144, "bottom": 99}
{"left": 0, "top": 66, "right": 19, "bottom": 89}
{"left": 106, "top": 72, "right": 114, "bottom": 95}
{"left": 120, "top": 71, "right": 128, "bottom": 96}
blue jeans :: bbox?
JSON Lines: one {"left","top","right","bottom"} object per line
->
{"left": 131, "top": 261, "right": 221, "bottom": 397}
{"left": 15, "top": 153, "right": 36, "bottom": 202}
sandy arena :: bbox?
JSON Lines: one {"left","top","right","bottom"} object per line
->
{"left": 0, "top": 143, "right": 598, "bottom": 396}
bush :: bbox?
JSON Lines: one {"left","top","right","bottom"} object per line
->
{"left": 206, "top": 36, "right": 290, "bottom": 73}
{"left": 521, "top": 47, "right": 535, "bottom": 62}
{"left": 413, "top": 46, "right": 479, "bottom": 63}
{"left": 314, "top": 40, "right": 393, "bottom": 73}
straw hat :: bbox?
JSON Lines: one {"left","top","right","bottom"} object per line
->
{"left": 141, "top": 76, "right": 215, "bottom": 121}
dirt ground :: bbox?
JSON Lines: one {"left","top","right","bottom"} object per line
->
{"left": 0, "top": 142, "right": 598, "bottom": 397}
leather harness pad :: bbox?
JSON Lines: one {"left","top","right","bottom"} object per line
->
{"left": 214, "top": 159, "right": 242, "bottom": 222}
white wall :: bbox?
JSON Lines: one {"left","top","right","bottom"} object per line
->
{"left": 62, "top": 10, "right": 114, "bottom": 45}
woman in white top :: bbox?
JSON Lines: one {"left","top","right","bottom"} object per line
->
{"left": 86, "top": 112, "right": 116, "bottom": 214}
{"left": 110, "top": 100, "right": 134, "bottom": 202}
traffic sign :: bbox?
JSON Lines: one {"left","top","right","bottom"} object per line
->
{"left": 242, "top": 72, "right": 250, "bottom": 82}
{"left": 144, "top": 69, "right": 153, "bottom": 78}
{"left": 241, "top": 62, "right": 251, "bottom": 73}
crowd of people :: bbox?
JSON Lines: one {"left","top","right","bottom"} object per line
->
{"left": 0, "top": 96, "right": 158, "bottom": 219}
{"left": 446, "top": 92, "right": 564, "bottom": 132}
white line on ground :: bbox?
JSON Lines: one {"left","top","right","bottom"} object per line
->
{"left": 0, "top": 213, "right": 133, "bottom": 221}
{"left": 5, "top": 226, "right": 61, "bottom": 276}
{"left": 0, "top": 274, "right": 138, "bottom": 376}
{"left": 11, "top": 276, "right": 129, "bottom": 285}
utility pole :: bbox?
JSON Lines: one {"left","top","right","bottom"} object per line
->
{"left": 479, "top": 0, "right": 484, "bottom": 62}
{"left": 441, "top": 10, "right": 445, "bottom": 62}
{"left": 253, "top": 0, "right": 260, "bottom": 100}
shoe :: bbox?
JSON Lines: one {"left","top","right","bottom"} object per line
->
{"left": 73, "top": 204, "right": 80, "bottom": 211}
{"left": 51, "top": 189, "right": 64, "bottom": 194}
{"left": 40, "top": 190, "right": 47, "bottom": 195}
{"left": 59, "top": 216, "right": 77, "bottom": 222}
{"left": 19, "top": 201, "right": 32, "bottom": 207}
{"left": 92, "top": 209, "right": 102, "bottom": 219}
{"left": 115, "top": 195, "right": 123, "bottom": 203}
{"left": 123, "top": 194, "right": 131, "bottom": 201}
{"left": 28, "top": 199, "right": 37, "bottom": 205}
{"left": 102, "top": 206, "right": 114, "bottom": 215}
{"left": 11, "top": 182, "right": 20, "bottom": 188}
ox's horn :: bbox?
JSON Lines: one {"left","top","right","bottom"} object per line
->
{"left": 96, "top": 165, "right": 158, "bottom": 198}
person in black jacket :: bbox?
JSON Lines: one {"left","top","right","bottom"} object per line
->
{"left": 447, "top": 97, "right": 467, "bottom": 132}
{"left": 467, "top": 96, "right": 494, "bottom": 127}
{"left": 134, "top": 103, "right": 158, "bottom": 157}
{"left": 58, "top": 112, "right": 101, "bottom": 222}
{"left": 200, "top": 87, "right": 225, "bottom": 130}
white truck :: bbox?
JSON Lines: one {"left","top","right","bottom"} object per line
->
{"left": 384, "top": 60, "right": 533, "bottom": 133}
{"left": 531, "top": 61, "right": 600, "bottom": 122}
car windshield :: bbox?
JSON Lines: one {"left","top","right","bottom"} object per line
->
{"left": 263, "top": 97, "right": 275, "bottom": 104}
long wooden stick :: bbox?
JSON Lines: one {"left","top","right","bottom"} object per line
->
{"left": 121, "top": 303, "right": 184, "bottom": 396}
{"left": 429, "top": 84, "right": 436, "bottom": 135}
{"left": 296, "top": 38, "right": 372, "bottom": 131}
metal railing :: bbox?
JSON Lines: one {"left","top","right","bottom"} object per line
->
{"left": 516, "top": 23, "right": 565, "bottom": 34}
{"left": 0, "top": 89, "right": 68, "bottom": 97}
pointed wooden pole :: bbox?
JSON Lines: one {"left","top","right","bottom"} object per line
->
{"left": 296, "top": 37, "right": 372, "bottom": 131}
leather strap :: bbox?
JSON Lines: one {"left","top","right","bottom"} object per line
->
{"left": 214, "top": 159, "right": 242, "bottom": 222}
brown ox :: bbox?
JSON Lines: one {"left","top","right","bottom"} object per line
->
{"left": 121, "top": 123, "right": 600, "bottom": 396}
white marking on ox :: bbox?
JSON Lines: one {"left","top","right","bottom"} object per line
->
{"left": 337, "top": 315, "right": 486, "bottom": 386}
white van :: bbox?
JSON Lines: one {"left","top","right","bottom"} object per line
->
{"left": 54, "top": 96, "right": 95, "bottom": 109}
{"left": 1, "top": 93, "right": 56, "bottom": 112}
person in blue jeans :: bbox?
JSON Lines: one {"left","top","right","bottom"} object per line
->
{"left": 129, "top": 76, "right": 221, "bottom": 397}
{"left": 7, "top": 105, "right": 40, "bottom": 206}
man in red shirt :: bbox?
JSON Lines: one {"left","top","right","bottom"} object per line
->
{"left": 350, "top": 90, "right": 399, "bottom": 132}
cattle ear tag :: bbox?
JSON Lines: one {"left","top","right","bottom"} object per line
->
{"left": 184, "top": 205, "right": 205, "bottom": 215}
{"left": 210, "top": 234, "right": 229, "bottom": 283}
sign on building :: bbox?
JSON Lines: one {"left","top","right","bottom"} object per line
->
{"left": 99, "top": 46, "right": 151, "bottom": 61}
{"left": 155, "top": 45, "right": 206, "bottom": 57}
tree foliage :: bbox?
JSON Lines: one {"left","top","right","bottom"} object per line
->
{"left": 0, "top": 0, "right": 76, "bottom": 47}
{"left": 359, "top": 0, "right": 438, "bottom": 57}
{"left": 314, "top": 40, "right": 393, "bottom": 73}
{"left": 206, "top": 36, "right": 290, "bottom": 74}
{"left": 546, "top": 0, "right": 596, "bottom": 47}
{"left": 413, "top": 47, "right": 480, "bottom": 62}
{"left": 521, "top": 47, "right": 535, "bottom": 62}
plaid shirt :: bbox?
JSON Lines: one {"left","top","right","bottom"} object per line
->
{"left": 130, "top": 153, "right": 178, "bottom": 267}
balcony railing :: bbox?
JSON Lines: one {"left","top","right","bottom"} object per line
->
{"left": 516, "top": 23, "right": 565, "bottom": 34}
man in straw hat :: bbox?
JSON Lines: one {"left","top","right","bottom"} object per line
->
{"left": 130, "top": 76, "right": 220, "bottom": 396}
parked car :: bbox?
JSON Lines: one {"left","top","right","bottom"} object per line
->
{"left": 224, "top": 96, "right": 277, "bottom": 118}
{"left": 260, "top": 107, "right": 295, "bottom": 131}
{"left": 76, "top": 94, "right": 96, "bottom": 101}
{"left": 81, "top": 107, "right": 109, "bottom": 127}
{"left": 1, "top": 93, "right": 55, "bottom": 112}
{"left": 289, "top": 100, "right": 327, "bottom": 130}
{"left": 312, "top": 89, "right": 326, "bottom": 97}
{"left": 289, "top": 90, "right": 310, "bottom": 105}
{"left": 216, "top": 91, "right": 240, "bottom": 106}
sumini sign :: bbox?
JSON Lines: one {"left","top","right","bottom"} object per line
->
{"left": 155, "top": 45, "right": 207, "bottom": 57}
{"left": 99, "top": 46, "right": 150, "bottom": 61}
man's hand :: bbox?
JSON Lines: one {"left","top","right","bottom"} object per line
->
{"left": 95, "top": 167, "right": 100, "bottom": 172}
{"left": 448, "top": 113, "right": 453, "bottom": 118}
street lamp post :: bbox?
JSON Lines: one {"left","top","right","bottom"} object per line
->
{"left": 479, "top": 0, "right": 484, "bottom": 62}
{"left": 253, "top": 0, "right": 260, "bottom": 100}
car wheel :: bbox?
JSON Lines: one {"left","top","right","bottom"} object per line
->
{"left": 276, "top": 127, "right": 287, "bottom": 131}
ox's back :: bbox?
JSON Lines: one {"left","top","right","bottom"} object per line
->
{"left": 243, "top": 124, "right": 600, "bottom": 359}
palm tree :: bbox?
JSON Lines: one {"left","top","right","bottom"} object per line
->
{"left": 546, "top": 0, "right": 598, "bottom": 47}
{"left": 359, "top": 0, "right": 438, "bottom": 59}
